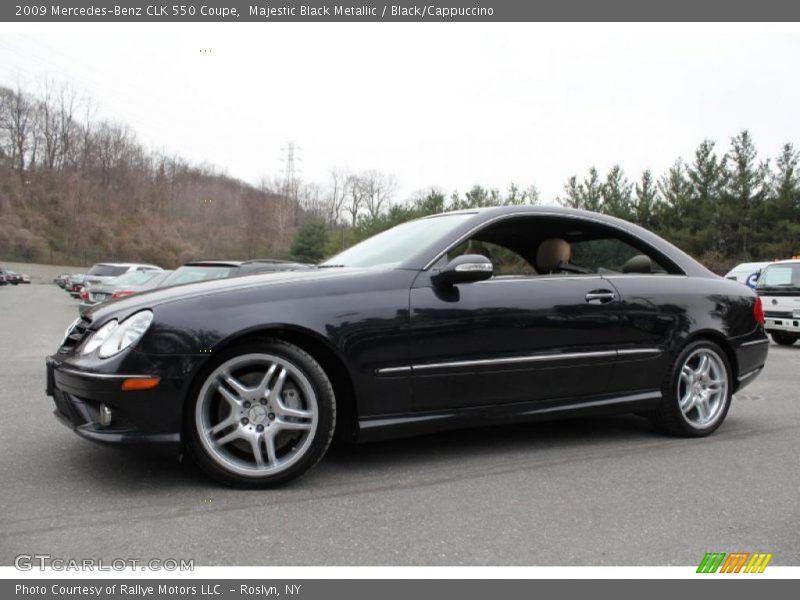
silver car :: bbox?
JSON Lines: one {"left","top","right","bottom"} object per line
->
{"left": 79, "top": 270, "right": 173, "bottom": 315}
{"left": 82, "top": 262, "right": 162, "bottom": 288}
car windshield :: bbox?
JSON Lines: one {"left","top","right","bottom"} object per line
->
{"left": 756, "top": 264, "right": 800, "bottom": 290}
{"left": 87, "top": 264, "right": 129, "bottom": 277}
{"left": 160, "top": 265, "right": 237, "bottom": 287}
{"left": 320, "top": 213, "right": 475, "bottom": 269}
{"left": 109, "top": 270, "right": 160, "bottom": 287}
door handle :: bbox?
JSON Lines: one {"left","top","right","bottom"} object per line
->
{"left": 585, "top": 289, "right": 616, "bottom": 304}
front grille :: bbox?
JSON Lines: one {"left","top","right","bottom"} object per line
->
{"left": 764, "top": 310, "right": 793, "bottom": 319}
{"left": 59, "top": 316, "right": 92, "bottom": 353}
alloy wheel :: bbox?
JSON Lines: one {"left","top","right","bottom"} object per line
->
{"left": 677, "top": 348, "right": 729, "bottom": 428}
{"left": 195, "top": 353, "right": 319, "bottom": 477}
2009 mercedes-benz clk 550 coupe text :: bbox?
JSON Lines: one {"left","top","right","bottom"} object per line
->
{"left": 46, "top": 206, "right": 769, "bottom": 487}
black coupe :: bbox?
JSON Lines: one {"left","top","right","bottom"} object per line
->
{"left": 46, "top": 206, "right": 769, "bottom": 487}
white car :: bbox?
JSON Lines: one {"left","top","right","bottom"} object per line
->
{"left": 725, "top": 261, "right": 772, "bottom": 288}
{"left": 82, "top": 262, "right": 162, "bottom": 288}
{"left": 755, "top": 259, "right": 800, "bottom": 346}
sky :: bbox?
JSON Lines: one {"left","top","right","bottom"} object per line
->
{"left": 1, "top": 23, "right": 799, "bottom": 203}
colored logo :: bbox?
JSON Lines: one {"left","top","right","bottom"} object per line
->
{"left": 697, "top": 552, "right": 773, "bottom": 573}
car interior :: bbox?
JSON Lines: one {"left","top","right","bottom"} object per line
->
{"left": 447, "top": 216, "right": 680, "bottom": 277}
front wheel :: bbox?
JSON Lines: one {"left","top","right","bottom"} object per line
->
{"left": 771, "top": 332, "right": 797, "bottom": 346}
{"left": 186, "top": 339, "right": 336, "bottom": 488}
{"left": 650, "top": 340, "right": 733, "bottom": 437}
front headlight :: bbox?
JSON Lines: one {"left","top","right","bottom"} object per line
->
{"left": 81, "top": 319, "right": 119, "bottom": 355}
{"left": 98, "top": 310, "right": 154, "bottom": 358}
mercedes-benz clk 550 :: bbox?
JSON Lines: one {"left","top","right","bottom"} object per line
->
{"left": 46, "top": 206, "right": 769, "bottom": 487}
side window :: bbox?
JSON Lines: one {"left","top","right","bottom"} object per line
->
{"left": 570, "top": 238, "right": 666, "bottom": 274}
{"left": 448, "top": 240, "right": 536, "bottom": 276}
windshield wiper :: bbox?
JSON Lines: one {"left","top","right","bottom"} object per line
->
{"left": 317, "top": 264, "right": 347, "bottom": 269}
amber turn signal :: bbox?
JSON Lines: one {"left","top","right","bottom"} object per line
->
{"left": 121, "top": 377, "right": 160, "bottom": 391}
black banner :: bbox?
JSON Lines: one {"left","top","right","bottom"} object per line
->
{"left": 4, "top": 579, "right": 800, "bottom": 600}
{"left": 4, "top": 0, "right": 800, "bottom": 22}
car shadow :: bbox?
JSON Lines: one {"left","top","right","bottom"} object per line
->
{"left": 61, "top": 413, "right": 659, "bottom": 492}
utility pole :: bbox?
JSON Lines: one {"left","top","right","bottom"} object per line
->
{"left": 280, "top": 141, "right": 302, "bottom": 226}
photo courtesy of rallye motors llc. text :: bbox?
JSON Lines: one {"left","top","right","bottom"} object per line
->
{"left": 15, "top": 584, "right": 300, "bottom": 597}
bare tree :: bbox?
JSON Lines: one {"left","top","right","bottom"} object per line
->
{"left": 344, "top": 174, "right": 365, "bottom": 226}
{"left": 361, "top": 170, "right": 398, "bottom": 219}
{"left": 326, "top": 167, "right": 349, "bottom": 225}
{"left": 3, "top": 85, "right": 34, "bottom": 172}
{"left": 56, "top": 83, "right": 78, "bottom": 168}
{"left": 38, "top": 80, "right": 60, "bottom": 169}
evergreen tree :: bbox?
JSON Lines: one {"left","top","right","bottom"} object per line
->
{"left": 658, "top": 159, "right": 692, "bottom": 221}
{"left": 657, "top": 160, "right": 694, "bottom": 251}
{"left": 724, "top": 130, "right": 768, "bottom": 258}
{"left": 290, "top": 220, "right": 329, "bottom": 264}
{"left": 765, "top": 144, "right": 800, "bottom": 258}
{"left": 634, "top": 169, "right": 660, "bottom": 229}
{"left": 687, "top": 139, "right": 727, "bottom": 253}
{"left": 601, "top": 165, "right": 634, "bottom": 220}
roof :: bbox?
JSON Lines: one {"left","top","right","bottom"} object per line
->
{"left": 92, "top": 262, "right": 162, "bottom": 269}
{"left": 182, "top": 260, "right": 244, "bottom": 267}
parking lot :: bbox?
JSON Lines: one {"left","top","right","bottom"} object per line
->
{"left": 0, "top": 282, "right": 798, "bottom": 566}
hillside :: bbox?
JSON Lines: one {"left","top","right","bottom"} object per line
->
{"left": 0, "top": 84, "right": 299, "bottom": 268}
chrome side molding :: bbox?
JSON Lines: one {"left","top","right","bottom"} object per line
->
{"left": 376, "top": 347, "right": 662, "bottom": 376}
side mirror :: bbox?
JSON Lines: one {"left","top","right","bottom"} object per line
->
{"left": 432, "top": 254, "right": 493, "bottom": 287}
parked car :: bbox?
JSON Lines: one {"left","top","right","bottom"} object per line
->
{"left": 755, "top": 259, "right": 800, "bottom": 346}
{"left": 83, "top": 262, "right": 162, "bottom": 289}
{"left": 237, "top": 259, "right": 312, "bottom": 276}
{"left": 4, "top": 270, "right": 28, "bottom": 285}
{"left": 54, "top": 273, "right": 71, "bottom": 288}
{"left": 156, "top": 259, "right": 309, "bottom": 289}
{"left": 724, "top": 261, "right": 771, "bottom": 288}
{"left": 0, "top": 268, "right": 7, "bottom": 286}
{"left": 46, "top": 206, "right": 768, "bottom": 488}
{"left": 156, "top": 261, "right": 243, "bottom": 288}
{"left": 65, "top": 274, "right": 86, "bottom": 298}
{"left": 79, "top": 270, "right": 174, "bottom": 316}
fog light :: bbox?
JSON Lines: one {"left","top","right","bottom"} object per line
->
{"left": 99, "top": 403, "right": 113, "bottom": 427}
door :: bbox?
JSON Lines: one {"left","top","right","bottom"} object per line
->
{"left": 408, "top": 271, "right": 622, "bottom": 411}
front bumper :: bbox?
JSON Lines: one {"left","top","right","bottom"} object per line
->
{"left": 764, "top": 316, "right": 800, "bottom": 334}
{"left": 46, "top": 356, "right": 185, "bottom": 455}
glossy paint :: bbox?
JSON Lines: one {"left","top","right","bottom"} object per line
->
{"left": 47, "top": 206, "right": 769, "bottom": 452}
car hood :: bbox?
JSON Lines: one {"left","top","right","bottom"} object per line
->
{"left": 85, "top": 267, "right": 373, "bottom": 325}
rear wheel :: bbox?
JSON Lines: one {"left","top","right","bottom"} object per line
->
{"left": 650, "top": 340, "right": 732, "bottom": 437}
{"left": 771, "top": 332, "right": 797, "bottom": 346}
{"left": 187, "top": 339, "right": 336, "bottom": 488}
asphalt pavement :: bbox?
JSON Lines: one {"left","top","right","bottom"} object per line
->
{"left": 0, "top": 283, "right": 797, "bottom": 566}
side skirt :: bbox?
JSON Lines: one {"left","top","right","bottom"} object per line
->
{"left": 357, "top": 390, "right": 662, "bottom": 443}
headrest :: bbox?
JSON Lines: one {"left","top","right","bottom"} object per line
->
{"left": 621, "top": 254, "right": 652, "bottom": 274}
{"left": 536, "top": 238, "right": 571, "bottom": 273}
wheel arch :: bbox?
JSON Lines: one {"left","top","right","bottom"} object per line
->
{"left": 183, "top": 324, "right": 360, "bottom": 444}
{"left": 681, "top": 329, "right": 739, "bottom": 383}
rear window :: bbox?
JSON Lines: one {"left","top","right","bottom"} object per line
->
{"left": 160, "top": 265, "right": 237, "bottom": 287}
{"left": 87, "top": 264, "right": 129, "bottom": 277}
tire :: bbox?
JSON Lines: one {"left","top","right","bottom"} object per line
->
{"left": 186, "top": 339, "right": 336, "bottom": 488}
{"left": 771, "top": 332, "right": 797, "bottom": 346}
{"left": 650, "top": 340, "right": 733, "bottom": 437}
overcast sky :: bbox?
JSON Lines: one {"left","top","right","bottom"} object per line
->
{"left": 1, "top": 23, "right": 799, "bottom": 202}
